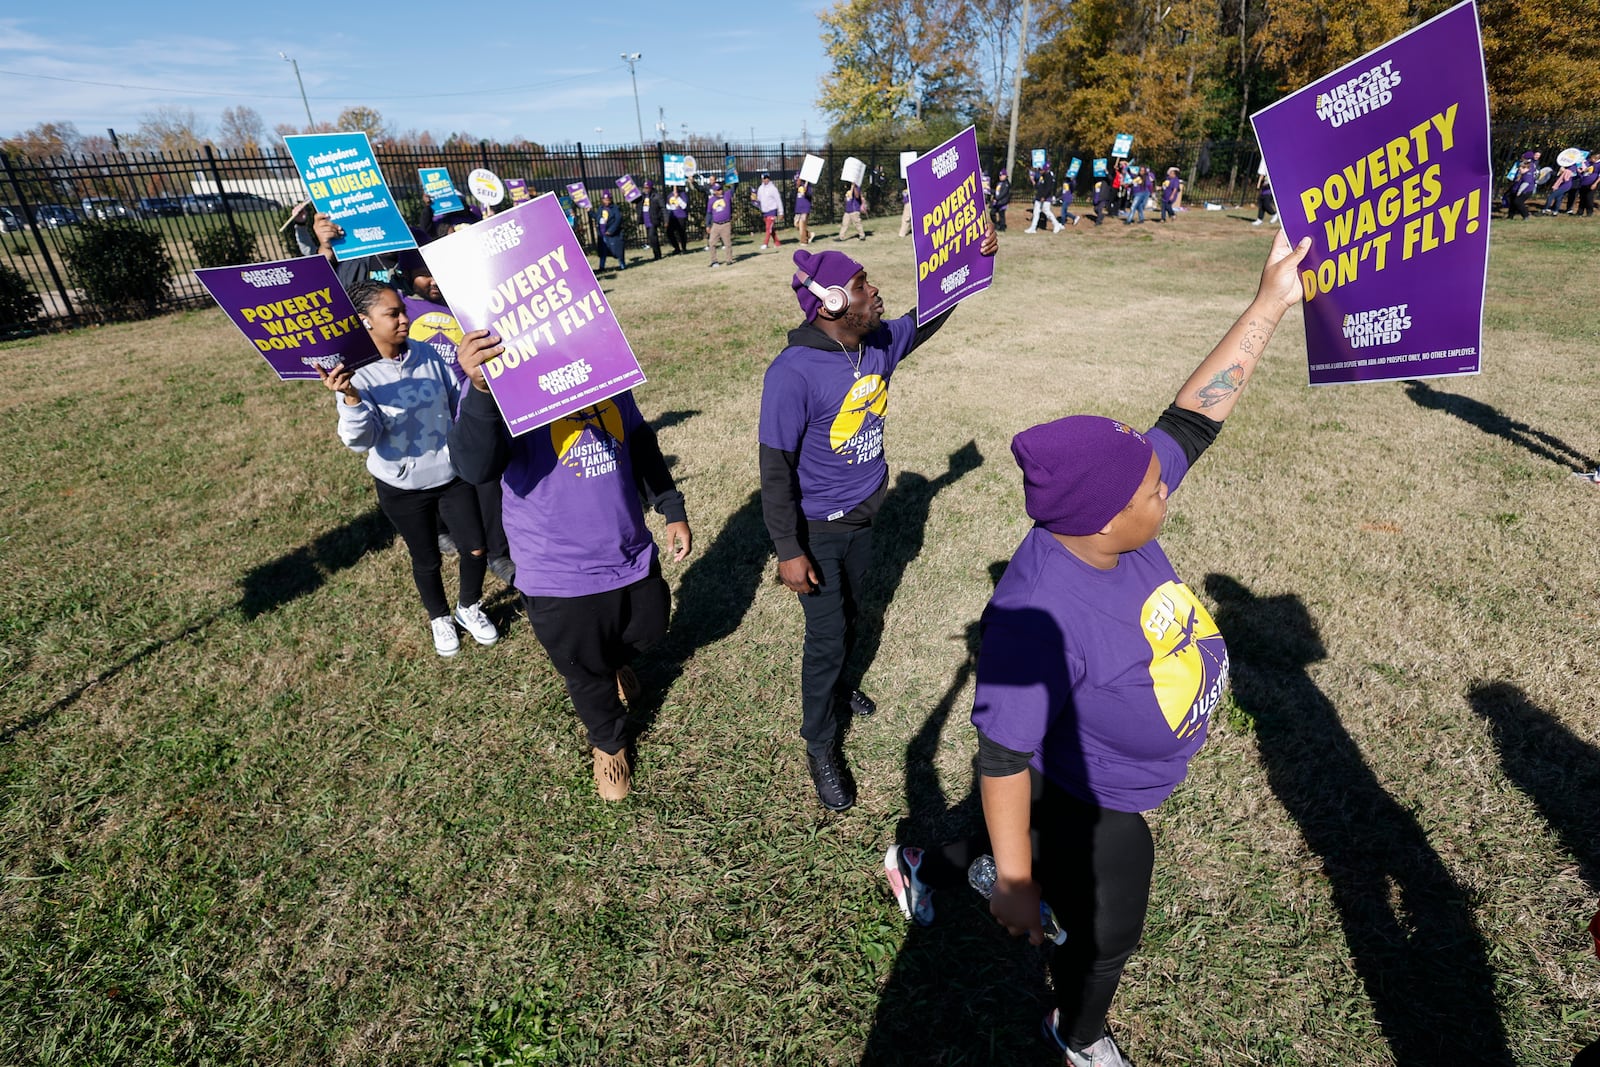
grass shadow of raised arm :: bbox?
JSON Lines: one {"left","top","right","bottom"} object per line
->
{"left": 1206, "top": 572, "right": 1513, "bottom": 1066}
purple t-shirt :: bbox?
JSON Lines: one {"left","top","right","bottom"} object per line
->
{"left": 706, "top": 191, "right": 734, "bottom": 224}
{"left": 845, "top": 191, "right": 862, "bottom": 213}
{"left": 1163, "top": 176, "right": 1181, "bottom": 202}
{"left": 970, "top": 427, "right": 1229, "bottom": 813}
{"left": 667, "top": 189, "right": 690, "bottom": 219}
{"left": 500, "top": 391, "right": 659, "bottom": 597}
{"left": 795, "top": 183, "right": 812, "bottom": 214}
{"left": 758, "top": 315, "right": 917, "bottom": 521}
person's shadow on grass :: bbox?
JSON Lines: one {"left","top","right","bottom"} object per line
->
{"left": 1466, "top": 681, "right": 1600, "bottom": 894}
{"left": 846, "top": 440, "right": 983, "bottom": 718}
{"left": 8, "top": 507, "right": 401, "bottom": 742}
{"left": 630, "top": 489, "right": 771, "bottom": 737}
{"left": 862, "top": 561, "right": 1062, "bottom": 1066}
{"left": 1402, "top": 379, "right": 1595, "bottom": 474}
{"left": 1205, "top": 573, "right": 1513, "bottom": 1065}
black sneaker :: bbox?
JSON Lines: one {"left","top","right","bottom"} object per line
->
{"left": 807, "top": 749, "right": 856, "bottom": 811}
{"left": 843, "top": 689, "right": 876, "bottom": 717}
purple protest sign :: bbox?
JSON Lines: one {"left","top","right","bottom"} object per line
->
{"left": 616, "top": 174, "right": 642, "bottom": 203}
{"left": 418, "top": 193, "right": 646, "bottom": 436}
{"left": 906, "top": 126, "right": 994, "bottom": 324}
{"left": 567, "top": 182, "right": 592, "bottom": 210}
{"left": 1252, "top": 0, "right": 1489, "bottom": 386}
{"left": 195, "top": 255, "right": 376, "bottom": 381}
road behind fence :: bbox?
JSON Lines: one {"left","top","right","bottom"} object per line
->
{"left": 2, "top": 119, "right": 1591, "bottom": 333}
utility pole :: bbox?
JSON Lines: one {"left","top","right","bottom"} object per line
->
{"left": 621, "top": 53, "right": 645, "bottom": 146}
{"left": 279, "top": 52, "right": 315, "bottom": 129}
{"left": 1004, "top": 0, "right": 1029, "bottom": 177}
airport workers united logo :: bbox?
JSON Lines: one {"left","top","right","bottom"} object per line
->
{"left": 1140, "top": 582, "right": 1229, "bottom": 740}
{"left": 551, "top": 401, "right": 626, "bottom": 479}
{"left": 828, "top": 374, "right": 888, "bottom": 465}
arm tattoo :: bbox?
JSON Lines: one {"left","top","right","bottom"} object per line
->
{"left": 1195, "top": 363, "right": 1247, "bottom": 408}
{"left": 1238, "top": 319, "right": 1272, "bottom": 355}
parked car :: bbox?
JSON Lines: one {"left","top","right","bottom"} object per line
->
{"left": 80, "top": 197, "right": 132, "bottom": 220}
{"left": 34, "top": 204, "right": 80, "bottom": 227}
{"left": 222, "top": 192, "right": 283, "bottom": 213}
{"left": 136, "top": 196, "right": 185, "bottom": 218}
{"left": 182, "top": 194, "right": 222, "bottom": 215}
{"left": 0, "top": 205, "right": 22, "bottom": 232}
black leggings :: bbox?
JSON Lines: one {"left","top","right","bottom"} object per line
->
{"left": 919, "top": 773, "right": 1154, "bottom": 1051}
{"left": 373, "top": 476, "right": 486, "bottom": 619}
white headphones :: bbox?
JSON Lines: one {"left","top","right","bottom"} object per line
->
{"left": 795, "top": 270, "right": 849, "bottom": 316}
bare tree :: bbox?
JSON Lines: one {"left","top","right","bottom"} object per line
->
{"left": 219, "top": 106, "right": 266, "bottom": 153}
{"left": 126, "top": 107, "right": 208, "bottom": 153}
{"left": 336, "top": 106, "right": 390, "bottom": 143}
{"left": 971, "top": 0, "right": 1024, "bottom": 140}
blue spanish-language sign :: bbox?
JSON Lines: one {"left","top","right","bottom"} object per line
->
{"left": 284, "top": 132, "right": 416, "bottom": 259}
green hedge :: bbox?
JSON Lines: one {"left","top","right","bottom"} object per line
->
{"left": 66, "top": 221, "right": 174, "bottom": 319}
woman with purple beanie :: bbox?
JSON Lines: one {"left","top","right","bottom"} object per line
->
{"left": 883, "top": 230, "right": 1312, "bottom": 1066}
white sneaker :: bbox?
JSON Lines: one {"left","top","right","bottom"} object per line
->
{"left": 1252, "top": 218, "right": 1263, "bottom": 225}
{"left": 1024, "top": 227, "right": 1037, "bottom": 233}
{"left": 453, "top": 601, "right": 499, "bottom": 646}
{"left": 430, "top": 616, "right": 460, "bottom": 657}
{"left": 1043, "top": 1011, "right": 1133, "bottom": 1067}
{"left": 1270, "top": 214, "right": 1280, "bottom": 225}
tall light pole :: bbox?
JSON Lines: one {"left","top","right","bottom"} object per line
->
{"left": 279, "top": 52, "right": 315, "bottom": 129}
{"left": 620, "top": 52, "right": 645, "bottom": 146}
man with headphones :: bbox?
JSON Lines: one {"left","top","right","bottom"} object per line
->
{"left": 759, "top": 234, "right": 998, "bottom": 810}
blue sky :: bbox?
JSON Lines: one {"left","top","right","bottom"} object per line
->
{"left": 1, "top": 4, "right": 835, "bottom": 146}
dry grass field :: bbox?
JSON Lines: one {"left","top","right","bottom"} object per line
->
{"left": 2, "top": 206, "right": 1598, "bottom": 1065}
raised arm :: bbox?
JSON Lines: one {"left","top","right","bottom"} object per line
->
{"left": 1172, "top": 230, "right": 1311, "bottom": 423}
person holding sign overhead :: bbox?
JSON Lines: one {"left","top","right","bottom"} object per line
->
{"left": 706, "top": 180, "right": 735, "bottom": 268}
{"left": 883, "top": 229, "right": 1313, "bottom": 1067}
{"left": 794, "top": 178, "right": 814, "bottom": 244}
{"left": 838, "top": 182, "right": 867, "bottom": 241}
{"left": 665, "top": 184, "right": 690, "bottom": 254}
{"left": 319, "top": 281, "right": 499, "bottom": 659}
{"left": 759, "top": 227, "right": 999, "bottom": 811}
{"left": 447, "top": 336, "right": 694, "bottom": 801}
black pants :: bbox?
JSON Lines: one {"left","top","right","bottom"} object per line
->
{"left": 795, "top": 525, "right": 873, "bottom": 754}
{"left": 1258, "top": 193, "right": 1277, "bottom": 219}
{"left": 1507, "top": 188, "right": 1529, "bottom": 219}
{"left": 1579, "top": 184, "right": 1597, "bottom": 217}
{"left": 524, "top": 566, "right": 670, "bottom": 754}
{"left": 475, "top": 479, "right": 509, "bottom": 560}
{"left": 918, "top": 774, "right": 1154, "bottom": 1052}
{"left": 373, "top": 476, "right": 486, "bottom": 619}
{"left": 665, "top": 215, "right": 688, "bottom": 253}
{"left": 645, "top": 225, "right": 662, "bottom": 259}
{"left": 597, "top": 234, "right": 626, "bottom": 270}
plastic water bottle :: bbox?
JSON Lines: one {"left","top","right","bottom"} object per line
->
{"left": 967, "top": 855, "right": 1068, "bottom": 945}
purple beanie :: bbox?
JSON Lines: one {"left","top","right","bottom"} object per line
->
{"left": 791, "top": 248, "right": 863, "bottom": 321}
{"left": 1010, "top": 416, "right": 1153, "bottom": 536}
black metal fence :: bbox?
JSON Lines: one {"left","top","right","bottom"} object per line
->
{"left": 3, "top": 119, "right": 1593, "bottom": 334}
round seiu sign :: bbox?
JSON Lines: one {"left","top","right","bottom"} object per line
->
{"left": 683, "top": 154, "right": 698, "bottom": 177}
{"left": 468, "top": 168, "right": 505, "bottom": 206}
